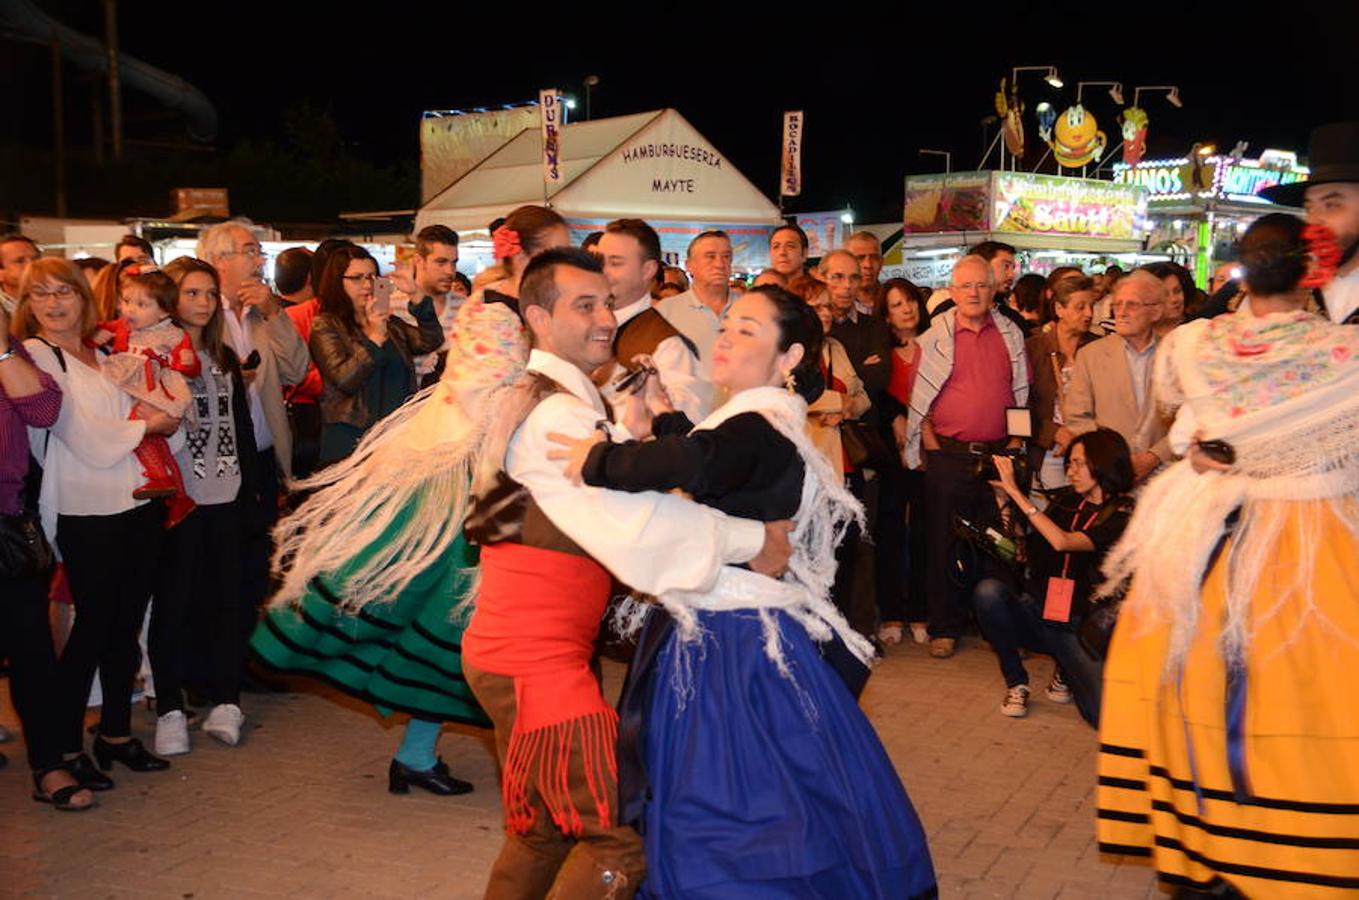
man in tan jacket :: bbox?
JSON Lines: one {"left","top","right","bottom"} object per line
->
{"left": 1064, "top": 269, "right": 1175, "bottom": 483}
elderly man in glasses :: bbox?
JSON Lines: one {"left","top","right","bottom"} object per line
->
{"left": 1063, "top": 268, "right": 1175, "bottom": 485}
{"left": 904, "top": 255, "right": 1030, "bottom": 659}
{"left": 196, "top": 219, "right": 311, "bottom": 697}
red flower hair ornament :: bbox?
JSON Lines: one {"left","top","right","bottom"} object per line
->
{"left": 492, "top": 226, "right": 523, "bottom": 260}
{"left": 1300, "top": 223, "right": 1341, "bottom": 289}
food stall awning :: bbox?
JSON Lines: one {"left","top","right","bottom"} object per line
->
{"left": 417, "top": 108, "right": 783, "bottom": 232}
{"left": 899, "top": 230, "right": 1144, "bottom": 254}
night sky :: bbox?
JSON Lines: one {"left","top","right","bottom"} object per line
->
{"left": 8, "top": 1, "right": 1359, "bottom": 223}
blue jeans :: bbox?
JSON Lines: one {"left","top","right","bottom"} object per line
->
{"left": 972, "top": 577, "right": 1103, "bottom": 727}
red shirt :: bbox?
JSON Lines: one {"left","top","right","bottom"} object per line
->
{"left": 283, "top": 299, "right": 323, "bottom": 405}
{"left": 888, "top": 343, "right": 921, "bottom": 408}
{"left": 929, "top": 318, "right": 1014, "bottom": 442}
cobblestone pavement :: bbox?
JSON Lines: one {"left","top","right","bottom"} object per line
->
{"left": 0, "top": 636, "right": 1157, "bottom": 899}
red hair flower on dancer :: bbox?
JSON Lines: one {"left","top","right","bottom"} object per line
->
{"left": 1300, "top": 222, "right": 1342, "bottom": 288}
{"left": 492, "top": 226, "right": 523, "bottom": 260}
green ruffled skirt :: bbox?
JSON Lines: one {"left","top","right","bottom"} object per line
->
{"left": 250, "top": 519, "right": 487, "bottom": 727}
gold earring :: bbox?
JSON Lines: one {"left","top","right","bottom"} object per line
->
{"left": 784, "top": 370, "right": 796, "bottom": 393}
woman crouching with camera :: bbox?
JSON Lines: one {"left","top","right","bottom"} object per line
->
{"left": 972, "top": 427, "right": 1133, "bottom": 725}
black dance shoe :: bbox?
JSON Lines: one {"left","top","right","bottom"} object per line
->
{"left": 64, "top": 753, "right": 115, "bottom": 791}
{"left": 93, "top": 736, "right": 170, "bottom": 773}
{"left": 388, "top": 757, "right": 473, "bottom": 796}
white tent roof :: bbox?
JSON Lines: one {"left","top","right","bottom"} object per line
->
{"left": 417, "top": 109, "right": 783, "bottom": 232}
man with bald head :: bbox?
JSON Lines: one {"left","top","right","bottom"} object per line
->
{"left": 823, "top": 249, "right": 892, "bottom": 400}
{"left": 1064, "top": 269, "right": 1174, "bottom": 483}
{"left": 905, "top": 255, "right": 1030, "bottom": 658}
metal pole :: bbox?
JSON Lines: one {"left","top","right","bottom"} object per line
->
{"left": 51, "top": 30, "right": 66, "bottom": 217}
{"left": 979, "top": 127, "right": 1004, "bottom": 170}
{"left": 90, "top": 80, "right": 104, "bottom": 167}
{"left": 103, "top": 0, "right": 122, "bottom": 162}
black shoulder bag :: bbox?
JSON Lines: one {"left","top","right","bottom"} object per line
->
{"left": 1, "top": 340, "right": 60, "bottom": 579}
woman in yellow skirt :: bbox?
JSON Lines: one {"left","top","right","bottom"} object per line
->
{"left": 1096, "top": 214, "right": 1359, "bottom": 898}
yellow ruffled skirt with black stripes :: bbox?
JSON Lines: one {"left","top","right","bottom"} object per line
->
{"left": 1098, "top": 499, "right": 1359, "bottom": 897}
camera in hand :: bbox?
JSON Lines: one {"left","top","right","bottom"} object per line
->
{"left": 972, "top": 406, "right": 1032, "bottom": 483}
{"left": 973, "top": 447, "right": 1028, "bottom": 483}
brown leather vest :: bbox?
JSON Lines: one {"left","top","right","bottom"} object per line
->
{"left": 594, "top": 306, "right": 694, "bottom": 385}
{"left": 464, "top": 371, "right": 592, "bottom": 558}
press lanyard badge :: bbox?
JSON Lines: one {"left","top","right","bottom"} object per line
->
{"left": 1043, "top": 501, "right": 1099, "bottom": 623}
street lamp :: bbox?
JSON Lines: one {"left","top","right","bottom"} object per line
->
{"left": 996, "top": 66, "right": 1063, "bottom": 169}
{"left": 583, "top": 75, "right": 600, "bottom": 121}
{"left": 1133, "top": 85, "right": 1182, "bottom": 109}
{"left": 919, "top": 148, "right": 952, "bottom": 174}
{"left": 1011, "top": 65, "right": 1063, "bottom": 90}
{"left": 1077, "top": 81, "right": 1124, "bottom": 106}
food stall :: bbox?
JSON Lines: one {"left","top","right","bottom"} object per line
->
{"left": 898, "top": 171, "right": 1152, "bottom": 288}
{"left": 416, "top": 108, "right": 784, "bottom": 273}
{"left": 1111, "top": 149, "right": 1308, "bottom": 286}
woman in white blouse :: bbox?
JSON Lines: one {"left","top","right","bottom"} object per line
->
{"left": 15, "top": 258, "right": 182, "bottom": 785}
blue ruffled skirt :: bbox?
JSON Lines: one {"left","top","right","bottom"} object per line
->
{"left": 638, "top": 609, "right": 936, "bottom": 898}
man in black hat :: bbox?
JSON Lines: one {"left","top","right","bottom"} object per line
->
{"left": 1259, "top": 121, "right": 1359, "bottom": 325}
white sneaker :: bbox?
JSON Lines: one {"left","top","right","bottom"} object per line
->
{"left": 1045, "top": 671, "right": 1074, "bottom": 704}
{"left": 877, "top": 623, "right": 904, "bottom": 646}
{"left": 203, "top": 704, "right": 245, "bottom": 746}
{"left": 155, "top": 710, "right": 191, "bottom": 756}
{"left": 1001, "top": 684, "right": 1031, "bottom": 718}
{"left": 909, "top": 623, "right": 929, "bottom": 645}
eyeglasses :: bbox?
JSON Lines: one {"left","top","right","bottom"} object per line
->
{"left": 950, "top": 282, "right": 989, "bottom": 293}
{"left": 27, "top": 285, "right": 76, "bottom": 301}
{"left": 229, "top": 246, "right": 265, "bottom": 259}
{"left": 1065, "top": 457, "right": 1088, "bottom": 472}
{"left": 1113, "top": 300, "right": 1162, "bottom": 313}
{"left": 342, "top": 273, "right": 378, "bottom": 284}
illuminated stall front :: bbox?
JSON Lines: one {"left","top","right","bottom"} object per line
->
{"left": 1111, "top": 149, "right": 1308, "bottom": 286}
{"left": 898, "top": 171, "right": 1150, "bottom": 289}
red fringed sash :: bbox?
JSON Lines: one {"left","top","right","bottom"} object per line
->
{"left": 502, "top": 705, "right": 619, "bottom": 836}
{"left": 464, "top": 542, "right": 618, "bottom": 836}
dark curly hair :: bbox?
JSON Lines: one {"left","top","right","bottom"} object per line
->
{"left": 744, "top": 284, "right": 825, "bottom": 403}
{"left": 1237, "top": 213, "right": 1308, "bottom": 296}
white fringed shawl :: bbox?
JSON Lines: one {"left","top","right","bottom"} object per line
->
{"left": 1100, "top": 311, "right": 1359, "bottom": 668}
{"left": 615, "top": 386, "right": 874, "bottom": 679}
{"left": 270, "top": 293, "right": 527, "bottom": 613}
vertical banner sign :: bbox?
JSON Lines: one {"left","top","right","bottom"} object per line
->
{"left": 781, "top": 111, "right": 803, "bottom": 197}
{"left": 539, "top": 88, "right": 562, "bottom": 186}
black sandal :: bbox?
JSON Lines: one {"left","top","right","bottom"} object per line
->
{"left": 32, "top": 769, "right": 98, "bottom": 812}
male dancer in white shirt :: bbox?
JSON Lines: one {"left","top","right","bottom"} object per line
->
{"left": 461, "top": 247, "right": 791, "bottom": 899}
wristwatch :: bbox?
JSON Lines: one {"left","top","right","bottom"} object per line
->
{"left": 1023, "top": 505, "right": 1040, "bottom": 517}
{"left": 0, "top": 347, "right": 14, "bottom": 364}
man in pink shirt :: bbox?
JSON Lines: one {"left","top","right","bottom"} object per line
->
{"left": 905, "top": 255, "right": 1029, "bottom": 658}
